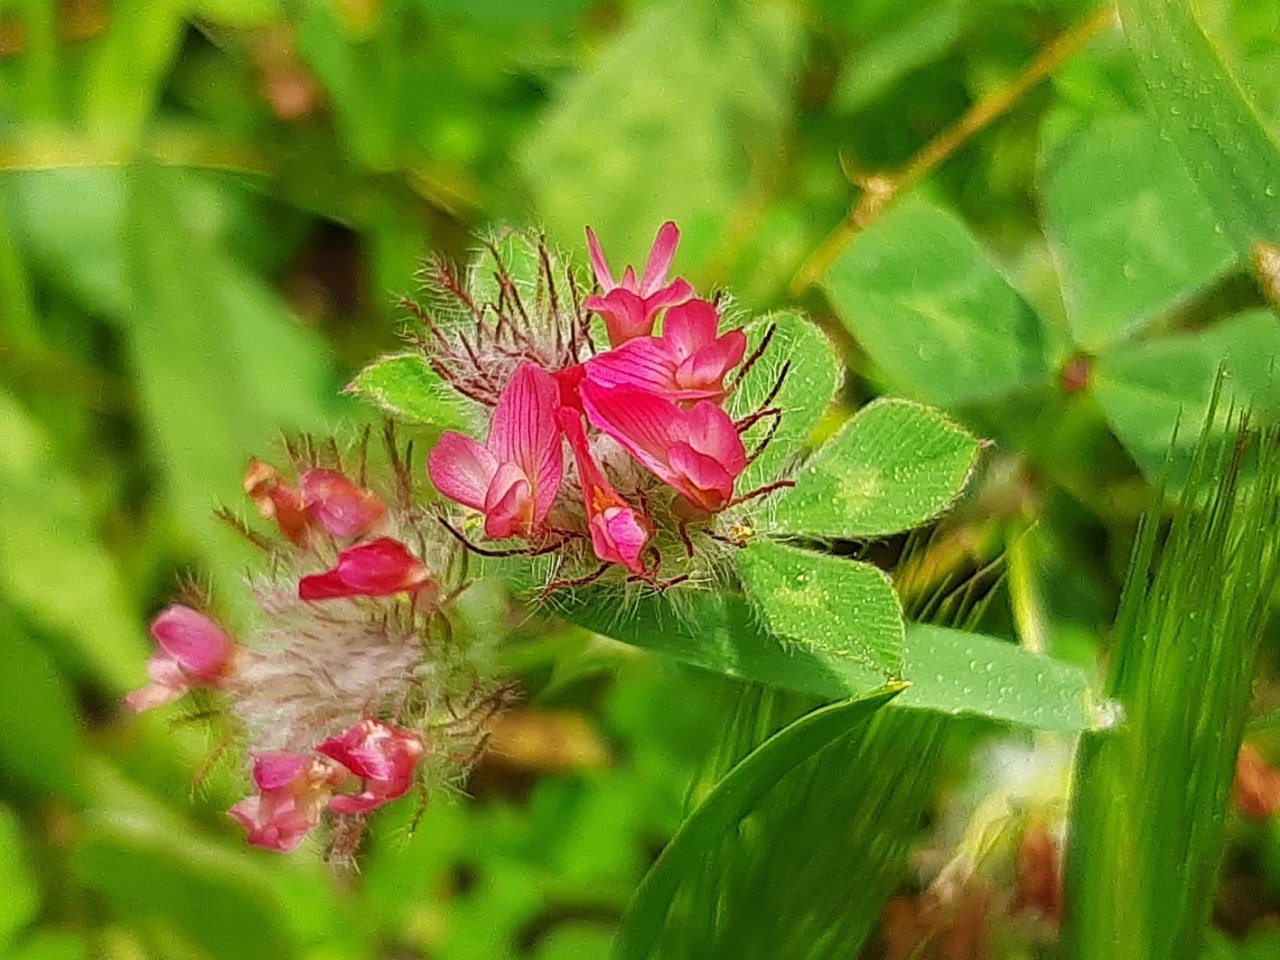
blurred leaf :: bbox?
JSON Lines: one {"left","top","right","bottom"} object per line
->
{"left": 3, "top": 931, "right": 88, "bottom": 960}
{"left": 422, "top": 0, "right": 592, "bottom": 28}
{"left": 0, "top": 806, "right": 39, "bottom": 950}
{"left": 81, "top": 0, "right": 191, "bottom": 148}
{"left": 0, "top": 622, "right": 86, "bottom": 805}
{"left": 738, "top": 542, "right": 904, "bottom": 678}
{"left": 0, "top": 388, "right": 144, "bottom": 692}
{"left": 0, "top": 208, "right": 40, "bottom": 347}
{"left": 727, "top": 312, "right": 841, "bottom": 493}
{"left": 1063, "top": 403, "right": 1280, "bottom": 959}
{"left": 122, "top": 164, "right": 340, "bottom": 596}
{"left": 347, "top": 352, "right": 466, "bottom": 429}
{"left": 832, "top": 5, "right": 969, "bottom": 113}
{"left": 4, "top": 169, "right": 131, "bottom": 319}
{"left": 1042, "top": 114, "right": 1237, "bottom": 351}
{"left": 821, "top": 197, "right": 1050, "bottom": 406}
{"left": 558, "top": 592, "right": 1093, "bottom": 731}
{"left": 768, "top": 398, "right": 980, "bottom": 539}
{"left": 522, "top": 0, "right": 801, "bottom": 267}
{"left": 1119, "top": 0, "right": 1280, "bottom": 258}
{"left": 534, "top": 924, "right": 615, "bottom": 960}
{"left": 1091, "top": 310, "right": 1280, "bottom": 482}
{"left": 614, "top": 685, "right": 903, "bottom": 960}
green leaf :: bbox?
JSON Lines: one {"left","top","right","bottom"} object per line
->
{"left": 738, "top": 542, "right": 904, "bottom": 678}
{"left": 122, "top": 165, "right": 340, "bottom": 598}
{"left": 821, "top": 196, "right": 1050, "bottom": 406}
{"left": 74, "top": 814, "right": 299, "bottom": 960}
{"left": 727, "top": 312, "right": 841, "bottom": 493}
{"left": 521, "top": 0, "right": 800, "bottom": 267}
{"left": 1091, "top": 310, "right": 1280, "bottom": 483}
{"left": 0, "top": 806, "right": 39, "bottom": 950}
{"left": 557, "top": 592, "right": 1094, "bottom": 731}
{"left": 768, "top": 398, "right": 980, "bottom": 539}
{"left": 346, "top": 352, "right": 465, "bottom": 429}
{"left": 1119, "top": 0, "right": 1280, "bottom": 258}
{"left": 831, "top": 5, "right": 969, "bottom": 113}
{"left": 614, "top": 685, "right": 904, "bottom": 960}
{"left": 1063, "top": 404, "right": 1280, "bottom": 959}
{"left": 1041, "top": 114, "right": 1237, "bottom": 351}
{"left": 4, "top": 931, "right": 88, "bottom": 960}
{"left": 0, "top": 623, "right": 87, "bottom": 805}
{"left": 81, "top": 0, "right": 191, "bottom": 148}
{"left": 0, "top": 388, "right": 145, "bottom": 692}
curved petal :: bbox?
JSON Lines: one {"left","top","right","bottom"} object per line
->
{"left": 592, "top": 506, "right": 652, "bottom": 574}
{"left": 487, "top": 364, "right": 562, "bottom": 524}
{"left": 585, "top": 288, "right": 654, "bottom": 346}
{"left": 585, "top": 226, "right": 616, "bottom": 290}
{"left": 584, "top": 338, "right": 679, "bottom": 395}
{"left": 483, "top": 463, "right": 533, "bottom": 539}
{"left": 639, "top": 221, "right": 681, "bottom": 296}
{"left": 668, "top": 442, "right": 737, "bottom": 512}
{"left": 661, "top": 297, "right": 719, "bottom": 358}
{"left": 428, "top": 431, "right": 497, "bottom": 512}
{"left": 685, "top": 401, "right": 748, "bottom": 476}
{"left": 150, "top": 606, "right": 234, "bottom": 681}
{"left": 580, "top": 382, "right": 680, "bottom": 485}
{"left": 674, "top": 330, "right": 748, "bottom": 396}
{"left": 299, "top": 538, "right": 432, "bottom": 600}
{"left": 251, "top": 752, "right": 311, "bottom": 792}
{"left": 299, "top": 469, "right": 386, "bottom": 539}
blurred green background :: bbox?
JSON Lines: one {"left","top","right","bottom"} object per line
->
{"left": 3, "top": 0, "right": 1280, "bottom": 957}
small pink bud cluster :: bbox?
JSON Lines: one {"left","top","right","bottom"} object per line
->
{"left": 129, "top": 441, "right": 502, "bottom": 855}
{"left": 418, "top": 224, "right": 788, "bottom": 590}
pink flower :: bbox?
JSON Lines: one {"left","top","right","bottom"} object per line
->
{"left": 317, "top": 719, "right": 425, "bottom": 814}
{"left": 584, "top": 222, "right": 693, "bottom": 347}
{"left": 583, "top": 297, "right": 747, "bottom": 403}
{"left": 581, "top": 382, "right": 747, "bottom": 514}
{"left": 557, "top": 409, "right": 652, "bottom": 574}
{"left": 428, "top": 363, "right": 564, "bottom": 539}
{"left": 229, "top": 752, "right": 349, "bottom": 852}
{"left": 298, "top": 538, "right": 433, "bottom": 601}
{"left": 299, "top": 469, "right": 386, "bottom": 539}
{"left": 125, "top": 606, "right": 237, "bottom": 712}
{"left": 244, "top": 460, "right": 311, "bottom": 545}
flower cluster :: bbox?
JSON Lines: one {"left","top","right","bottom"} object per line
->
{"left": 128, "top": 439, "right": 504, "bottom": 857}
{"left": 418, "top": 223, "right": 790, "bottom": 591}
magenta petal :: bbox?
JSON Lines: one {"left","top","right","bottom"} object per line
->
{"left": 317, "top": 719, "right": 424, "bottom": 784}
{"left": 150, "top": 606, "right": 234, "bottom": 682}
{"left": 299, "top": 538, "right": 431, "bottom": 600}
{"left": 251, "top": 752, "right": 311, "bottom": 791}
{"left": 592, "top": 507, "right": 651, "bottom": 574}
{"left": 675, "top": 330, "right": 748, "bottom": 395}
{"left": 584, "top": 338, "right": 679, "bottom": 395}
{"left": 661, "top": 297, "right": 719, "bottom": 355}
{"left": 580, "top": 382, "right": 680, "bottom": 483}
{"left": 486, "top": 364, "right": 562, "bottom": 526}
{"left": 585, "top": 226, "right": 615, "bottom": 290}
{"left": 428, "top": 431, "right": 498, "bottom": 512}
{"left": 639, "top": 221, "right": 681, "bottom": 297}
{"left": 299, "top": 469, "right": 386, "bottom": 539}
{"left": 229, "top": 795, "right": 315, "bottom": 852}
{"left": 685, "top": 402, "right": 747, "bottom": 474}
{"left": 586, "top": 289, "right": 655, "bottom": 346}
{"left": 669, "top": 442, "right": 736, "bottom": 512}
{"left": 643, "top": 278, "right": 694, "bottom": 315}
{"left": 483, "top": 463, "right": 532, "bottom": 539}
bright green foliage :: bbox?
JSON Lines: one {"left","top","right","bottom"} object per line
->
{"left": 560, "top": 593, "right": 1094, "bottom": 731}
{"left": 1063, "top": 407, "right": 1280, "bottom": 960}
{"left": 768, "top": 397, "right": 980, "bottom": 538}
{"left": 613, "top": 685, "right": 904, "bottom": 960}
{"left": 522, "top": 0, "right": 801, "bottom": 265}
{"left": 1041, "top": 115, "right": 1237, "bottom": 351}
{"left": 821, "top": 197, "right": 1051, "bottom": 406}
{"left": 0, "top": 389, "right": 144, "bottom": 691}
{"left": 1092, "top": 310, "right": 1280, "bottom": 482}
{"left": 1119, "top": 0, "right": 1280, "bottom": 258}
{"left": 347, "top": 353, "right": 466, "bottom": 429}
{"left": 738, "top": 541, "right": 904, "bottom": 677}
{"left": 728, "top": 312, "right": 841, "bottom": 492}
{"left": 0, "top": 806, "right": 39, "bottom": 950}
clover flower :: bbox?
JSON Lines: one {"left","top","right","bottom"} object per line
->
{"left": 418, "top": 223, "right": 791, "bottom": 593}
{"left": 129, "top": 434, "right": 506, "bottom": 859}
